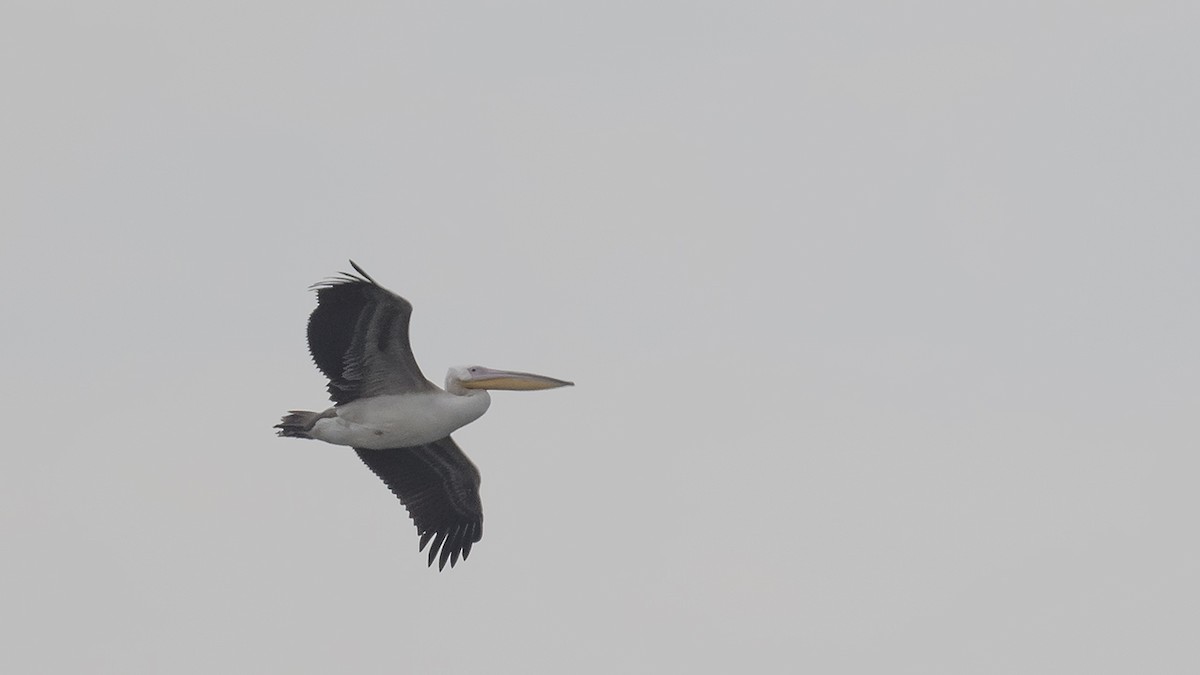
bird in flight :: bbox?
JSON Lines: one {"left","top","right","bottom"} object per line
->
{"left": 276, "top": 261, "right": 572, "bottom": 569}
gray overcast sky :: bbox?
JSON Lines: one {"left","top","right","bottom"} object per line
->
{"left": 3, "top": 2, "right": 1198, "bottom": 673}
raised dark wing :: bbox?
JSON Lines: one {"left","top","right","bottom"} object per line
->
{"left": 307, "top": 261, "right": 435, "bottom": 405}
{"left": 355, "top": 437, "right": 484, "bottom": 570}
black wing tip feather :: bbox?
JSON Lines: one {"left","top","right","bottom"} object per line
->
{"left": 348, "top": 260, "right": 377, "bottom": 284}
{"left": 417, "top": 522, "right": 483, "bottom": 571}
{"left": 307, "top": 260, "right": 379, "bottom": 291}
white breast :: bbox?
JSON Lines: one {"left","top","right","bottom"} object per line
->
{"left": 310, "top": 391, "right": 492, "bottom": 450}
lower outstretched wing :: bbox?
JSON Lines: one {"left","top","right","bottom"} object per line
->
{"left": 355, "top": 437, "right": 483, "bottom": 570}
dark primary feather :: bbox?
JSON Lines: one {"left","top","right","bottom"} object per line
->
{"left": 307, "top": 261, "right": 435, "bottom": 405}
{"left": 355, "top": 437, "right": 484, "bottom": 570}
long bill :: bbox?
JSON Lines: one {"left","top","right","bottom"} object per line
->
{"left": 460, "top": 367, "right": 574, "bottom": 391}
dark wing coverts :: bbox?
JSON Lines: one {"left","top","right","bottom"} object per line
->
{"left": 307, "top": 261, "right": 434, "bottom": 405}
{"left": 356, "top": 438, "right": 484, "bottom": 570}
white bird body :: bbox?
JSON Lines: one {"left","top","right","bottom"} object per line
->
{"left": 311, "top": 390, "right": 492, "bottom": 450}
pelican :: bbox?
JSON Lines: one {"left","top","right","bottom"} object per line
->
{"left": 275, "top": 261, "right": 572, "bottom": 570}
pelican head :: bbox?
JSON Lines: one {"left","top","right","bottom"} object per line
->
{"left": 447, "top": 365, "right": 573, "bottom": 394}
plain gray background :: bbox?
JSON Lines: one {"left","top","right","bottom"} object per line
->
{"left": 3, "top": 2, "right": 1198, "bottom": 673}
